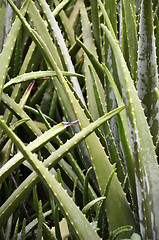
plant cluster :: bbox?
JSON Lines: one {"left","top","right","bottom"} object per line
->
{"left": 0, "top": 0, "right": 159, "bottom": 239}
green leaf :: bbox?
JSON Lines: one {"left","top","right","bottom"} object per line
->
{"left": 0, "top": 105, "right": 125, "bottom": 230}
{"left": 0, "top": 115, "right": 77, "bottom": 183}
{"left": 80, "top": 0, "right": 105, "bottom": 119}
{"left": 102, "top": 63, "right": 137, "bottom": 210}
{"left": 36, "top": 0, "right": 85, "bottom": 104}
{"left": 42, "top": 223, "right": 57, "bottom": 240}
{"left": 0, "top": 118, "right": 101, "bottom": 240}
{"left": 12, "top": 218, "right": 19, "bottom": 240}
{"left": 0, "top": 0, "right": 29, "bottom": 101}
{"left": 82, "top": 197, "right": 106, "bottom": 215}
{"left": 137, "top": 0, "right": 159, "bottom": 144}
{"left": 122, "top": 0, "right": 138, "bottom": 82}
{"left": 36, "top": 201, "right": 43, "bottom": 240}
{"left": 33, "top": 186, "right": 39, "bottom": 216}
{"left": 21, "top": 218, "right": 26, "bottom": 240}
{"left": 83, "top": 167, "right": 92, "bottom": 206}
{"left": 4, "top": 71, "right": 84, "bottom": 90}
{"left": 102, "top": 21, "right": 159, "bottom": 239}
{"left": 108, "top": 225, "right": 133, "bottom": 240}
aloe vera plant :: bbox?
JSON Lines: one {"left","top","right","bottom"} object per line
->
{"left": 0, "top": 0, "right": 159, "bottom": 239}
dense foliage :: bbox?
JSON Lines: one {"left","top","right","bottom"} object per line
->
{"left": 0, "top": 0, "right": 159, "bottom": 239}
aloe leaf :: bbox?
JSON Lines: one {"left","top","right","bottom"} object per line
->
{"left": 122, "top": 0, "right": 138, "bottom": 82}
{"left": 104, "top": 167, "right": 117, "bottom": 199}
{"left": 12, "top": 26, "right": 22, "bottom": 78}
{"left": 108, "top": 225, "right": 133, "bottom": 240}
{"left": 52, "top": 62, "right": 136, "bottom": 236}
{"left": 21, "top": 218, "right": 26, "bottom": 240}
{"left": 0, "top": 119, "right": 78, "bottom": 183}
{"left": 89, "top": 64, "right": 125, "bottom": 184}
{"left": 137, "top": 0, "right": 159, "bottom": 144}
{"left": 42, "top": 222, "right": 57, "bottom": 240}
{"left": 33, "top": 186, "right": 39, "bottom": 216}
{"left": 53, "top": 0, "right": 77, "bottom": 47}
{"left": 100, "top": 0, "right": 121, "bottom": 149}
{"left": 0, "top": 105, "right": 125, "bottom": 228}
{"left": 72, "top": 177, "right": 78, "bottom": 202}
{"left": 82, "top": 197, "right": 105, "bottom": 215}
{"left": 154, "top": 13, "right": 159, "bottom": 67}
{"left": 17, "top": 210, "right": 52, "bottom": 239}
{"left": 83, "top": 167, "right": 92, "bottom": 206}
{"left": 91, "top": 0, "right": 102, "bottom": 61}
{"left": 0, "top": 0, "right": 29, "bottom": 101}
{"left": 52, "top": 0, "right": 70, "bottom": 17}
{"left": 66, "top": 78, "right": 107, "bottom": 150}
{"left": 30, "top": 106, "right": 93, "bottom": 200}
{"left": 5, "top": 214, "right": 13, "bottom": 240}
{"left": 4, "top": 71, "right": 84, "bottom": 89}
{"left": 5, "top": 0, "right": 136, "bottom": 234}
{"left": 27, "top": 0, "right": 63, "bottom": 69}
{"left": 57, "top": 169, "right": 64, "bottom": 189}
{"left": 11, "top": 0, "right": 92, "bottom": 179}
{"left": 76, "top": 38, "right": 104, "bottom": 83}
{"left": 0, "top": 0, "right": 6, "bottom": 52}
{"left": 101, "top": 22, "right": 159, "bottom": 239}
{"left": 97, "top": 0, "right": 116, "bottom": 39}
{"left": 102, "top": 63, "right": 137, "bottom": 210}
{"left": 97, "top": 167, "right": 116, "bottom": 234}
{"left": 19, "top": 80, "right": 35, "bottom": 108}
{"left": 37, "top": 0, "right": 85, "bottom": 104}
{"left": 52, "top": 77, "right": 136, "bottom": 233}
{"left": 120, "top": 1, "right": 130, "bottom": 69}
{"left": 80, "top": 0, "right": 105, "bottom": 120}
{"left": 12, "top": 218, "right": 19, "bottom": 240}
{"left": 0, "top": 119, "right": 101, "bottom": 240}
{"left": 0, "top": 228, "right": 5, "bottom": 240}
{"left": 36, "top": 201, "right": 43, "bottom": 240}
{"left": 54, "top": 206, "right": 62, "bottom": 240}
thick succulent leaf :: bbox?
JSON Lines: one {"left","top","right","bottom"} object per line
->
{"left": 27, "top": 0, "right": 63, "bottom": 69}
{"left": 0, "top": 119, "right": 100, "bottom": 240}
{"left": 76, "top": 38, "right": 104, "bottom": 83}
{"left": 154, "top": 13, "right": 159, "bottom": 68}
{"left": 8, "top": 0, "right": 92, "bottom": 177}
{"left": 0, "top": 119, "right": 78, "bottom": 183}
{"left": 91, "top": 0, "right": 102, "bottom": 62}
{"left": 4, "top": 71, "right": 84, "bottom": 89}
{"left": 89, "top": 65, "right": 125, "bottom": 185}
{"left": 7, "top": 0, "right": 136, "bottom": 235}
{"left": 53, "top": 77, "right": 137, "bottom": 235}
{"left": 53, "top": 0, "right": 77, "bottom": 46}
{"left": 37, "top": 0, "right": 85, "bottom": 104}
{"left": 108, "top": 225, "right": 133, "bottom": 240}
{"left": 0, "top": 0, "right": 29, "bottom": 101}
{"left": 82, "top": 197, "right": 106, "bottom": 215}
{"left": 97, "top": 0, "right": 116, "bottom": 39}
{"left": 0, "top": 106, "right": 124, "bottom": 229}
{"left": 120, "top": 1, "right": 130, "bottom": 69}
{"left": 99, "top": 0, "right": 121, "bottom": 149}
{"left": 103, "top": 64, "right": 137, "bottom": 210}
{"left": 137, "top": 0, "right": 159, "bottom": 144}
{"left": 53, "top": 0, "right": 70, "bottom": 17}
{"left": 122, "top": 0, "right": 138, "bottom": 82}
{"left": 102, "top": 22, "right": 159, "bottom": 239}
{"left": 80, "top": 0, "right": 105, "bottom": 120}
{"left": 0, "top": 0, "right": 6, "bottom": 52}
